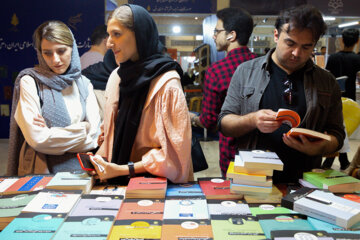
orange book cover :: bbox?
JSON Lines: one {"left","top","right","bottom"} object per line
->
{"left": 275, "top": 108, "right": 300, "bottom": 128}
{"left": 3, "top": 176, "right": 31, "bottom": 193}
{"left": 286, "top": 128, "right": 331, "bottom": 141}
{"left": 126, "top": 176, "right": 167, "bottom": 191}
{"left": 116, "top": 198, "right": 164, "bottom": 220}
{"left": 29, "top": 176, "right": 53, "bottom": 191}
{"left": 198, "top": 178, "right": 243, "bottom": 200}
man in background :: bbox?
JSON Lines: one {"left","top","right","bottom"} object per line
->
{"left": 80, "top": 25, "right": 108, "bottom": 70}
{"left": 219, "top": 5, "right": 345, "bottom": 183}
{"left": 189, "top": 7, "right": 256, "bottom": 176}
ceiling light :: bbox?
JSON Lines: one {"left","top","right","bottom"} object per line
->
{"left": 172, "top": 26, "right": 181, "bottom": 33}
{"left": 195, "top": 17, "right": 198, "bottom": 20}
{"left": 338, "top": 21, "right": 359, "bottom": 28}
{"left": 323, "top": 16, "right": 335, "bottom": 21}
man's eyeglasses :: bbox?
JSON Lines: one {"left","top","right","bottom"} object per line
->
{"left": 283, "top": 79, "right": 297, "bottom": 105}
{"left": 213, "top": 28, "right": 226, "bottom": 35}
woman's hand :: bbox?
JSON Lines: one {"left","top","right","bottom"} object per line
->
{"left": 33, "top": 114, "right": 47, "bottom": 128}
{"left": 89, "top": 155, "right": 125, "bottom": 181}
{"left": 97, "top": 132, "right": 104, "bottom": 146}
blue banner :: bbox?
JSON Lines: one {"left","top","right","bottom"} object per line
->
{"left": 128, "top": 0, "right": 216, "bottom": 13}
{"left": 0, "top": 0, "right": 105, "bottom": 138}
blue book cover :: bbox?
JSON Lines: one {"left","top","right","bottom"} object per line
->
{"left": 166, "top": 182, "right": 204, "bottom": 197}
{"left": 69, "top": 194, "right": 123, "bottom": 217}
{"left": 52, "top": 215, "right": 114, "bottom": 240}
{"left": 17, "top": 176, "right": 43, "bottom": 191}
{"left": 207, "top": 199, "right": 251, "bottom": 216}
{"left": 308, "top": 217, "right": 360, "bottom": 234}
{"left": 0, "top": 212, "right": 65, "bottom": 240}
{"left": 257, "top": 213, "right": 314, "bottom": 239}
{"left": 163, "top": 197, "right": 209, "bottom": 220}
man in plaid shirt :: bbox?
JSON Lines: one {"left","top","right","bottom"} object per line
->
{"left": 189, "top": 7, "right": 257, "bottom": 176}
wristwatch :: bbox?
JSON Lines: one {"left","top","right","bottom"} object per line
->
{"left": 128, "top": 161, "right": 136, "bottom": 178}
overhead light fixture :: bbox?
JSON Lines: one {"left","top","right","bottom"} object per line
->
{"left": 323, "top": 16, "right": 336, "bottom": 21}
{"left": 195, "top": 17, "right": 198, "bottom": 20}
{"left": 338, "top": 21, "right": 359, "bottom": 28}
{"left": 172, "top": 25, "right": 181, "bottom": 33}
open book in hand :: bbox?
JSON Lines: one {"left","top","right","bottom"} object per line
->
{"left": 276, "top": 108, "right": 331, "bottom": 141}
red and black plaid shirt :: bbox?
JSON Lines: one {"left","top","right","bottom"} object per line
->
{"left": 199, "top": 47, "right": 257, "bottom": 175}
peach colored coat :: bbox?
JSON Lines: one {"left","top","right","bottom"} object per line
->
{"left": 97, "top": 68, "right": 192, "bottom": 183}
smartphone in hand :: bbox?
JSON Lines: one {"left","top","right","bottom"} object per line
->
{"left": 77, "top": 153, "right": 95, "bottom": 171}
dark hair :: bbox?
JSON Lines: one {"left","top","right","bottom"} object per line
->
{"left": 275, "top": 5, "right": 326, "bottom": 42}
{"left": 216, "top": 7, "right": 253, "bottom": 46}
{"left": 342, "top": 28, "right": 359, "bottom": 48}
{"left": 90, "top": 25, "right": 108, "bottom": 45}
{"left": 321, "top": 46, "right": 326, "bottom": 50}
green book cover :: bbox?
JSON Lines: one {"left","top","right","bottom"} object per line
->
{"left": 0, "top": 192, "right": 38, "bottom": 217}
{"left": 303, "top": 169, "right": 360, "bottom": 192}
{"left": 249, "top": 203, "right": 293, "bottom": 216}
{"left": 210, "top": 215, "right": 265, "bottom": 240}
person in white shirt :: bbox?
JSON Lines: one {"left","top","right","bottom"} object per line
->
{"left": 7, "top": 20, "right": 101, "bottom": 176}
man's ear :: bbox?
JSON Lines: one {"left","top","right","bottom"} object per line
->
{"left": 274, "top": 29, "right": 279, "bottom": 43}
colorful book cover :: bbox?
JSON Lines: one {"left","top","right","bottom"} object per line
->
{"left": 126, "top": 176, "right": 167, "bottom": 198}
{"left": 198, "top": 177, "right": 243, "bottom": 200}
{"left": 52, "top": 215, "right": 114, "bottom": 240}
{"left": 207, "top": 199, "right": 251, "bottom": 216}
{"left": 0, "top": 177, "right": 19, "bottom": 193}
{"left": 1, "top": 175, "right": 51, "bottom": 194}
{"left": 163, "top": 197, "right": 209, "bottom": 220}
{"left": 166, "top": 181, "right": 204, "bottom": 197}
{"left": 227, "top": 161, "right": 269, "bottom": 182}
{"left": 45, "top": 172, "right": 93, "bottom": 193}
{"left": 303, "top": 169, "right": 360, "bottom": 193}
{"left": 239, "top": 150, "right": 284, "bottom": 171}
{"left": 162, "top": 219, "right": 213, "bottom": 239}
{"left": 271, "top": 230, "right": 333, "bottom": 240}
{"left": 233, "top": 155, "right": 273, "bottom": 176}
{"left": 0, "top": 192, "right": 38, "bottom": 218}
{"left": 249, "top": 203, "right": 293, "bottom": 216}
{"left": 69, "top": 194, "right": 123, "bottom": 217}
{"left": 275, "top": 108, "right": 301, "bottom": 128}
{"left": 108, "top": 219, "right": 162, "bottom": 240}
{"left": 0, "top": 212, "right": 65, "bottom": 240}
{"left": 116, "top": 198, "right": 164, "bottom": 220}
{"left": 308, "top": 217, "right": 360, "bottom": 234}
{"left": 210, "top": 214, "right": 265, "bottom": 240}
{"left": 21, "top": 189, "right": 82, "bottom": 214}
{"left": 257, "top": 213, "right": 314, "bottom": 239}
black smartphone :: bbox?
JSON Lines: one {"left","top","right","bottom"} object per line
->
{"left": 77, "top": 153, "right": 95, "bottom": 171}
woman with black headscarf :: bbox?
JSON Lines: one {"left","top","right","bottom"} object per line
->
{"left": 91, "top": 4, "right": 192, "bottom": 184}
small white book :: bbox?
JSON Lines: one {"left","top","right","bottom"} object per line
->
{"left": 46, "top": 172, "right": 94, "bottom": 194}
{"left": 234, "top": 155, "right": 273, "bottom": 176}
{"left": 22, "top": 189, "right": 82, "bottom": 214}
{"left": 239, "top": 150, "right": 284, "bottom": 171}
{"left": 232, "top": 177, "right": 273, "bottom": 187}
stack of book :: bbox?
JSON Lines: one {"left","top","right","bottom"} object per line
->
{"left": 125, "top": 176, "right": 167, "bottom": 199}
{"left": 45, "top": 172, "right": 94, "bottom": 194}
{"left": 228, "top": 150, "right": 283, "bottom": 195}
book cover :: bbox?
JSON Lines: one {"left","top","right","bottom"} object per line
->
{"left": 207, "top": 199, "right": 251, "bottom": 216}
{"left": 163, "top": 197, "right": 209, "bottom": 220}
{"left": 166, "top": 181, "right": 204, "bottom": 197}
{"left": 239, "top": 150, "right": 284, "bottom": 171}
{"left": 286, "top": 128, "right": 332, "bottom": 141}
{"left": 339, "top": 193, "right": 360, "bottom": 204}
{"left": 227, "top": 161, "right": 269, "bottom": 182}
{"left": 0, "top": 177, "right": 19, "bottom": 192}
{"left": 0, "top": 212, "right": 65, "bottom": 240}
{"left": 45, "top": 172, "right": 94, "bottom": 194}
{"left": 21, "top": 189, "right": 82, "bottom": 214}
{"left": 211, "top": 214, "right": 265, "bottom": 240}
{"left": 328, "top": 232, "right": 360, "bottom": 239}
{"left": 244, "top": 184, "right": 283, "bottom": 204}
{"left": 116, "top": 198, "right": 164, "bottom": 220}
{"left": 303, "top": 169, "right": 360, "bottom": 193}
{"left": 291, "top": 189, "right": 360, "bottom": 228}
{"left": 69, "top": 194, "right": 123, "bottom": 217}
{"left": 249, "top": 203, "right": 293, "bottom": 216}
{"left": 162, "top": 219, "right": 213, "bottom": 239}
{"left": 230, "top": 182, "right": 273, "bottom": 194}
{"left": 308, "top": 217, "right": 360, "bottom": 234}
{"left": 1, "top": 175, "right": 51, "bottom": 194}
{"left": 271, "top": 230, "right": 333, "bottom": 240}
{"left": 234, "top": 155, "right": 273, "bottom": 176}
{"left": 257, "top": 213, "right": 314, "bottom": 239}
{"left": 126, "top": 176, "right": 167, "bottom": 199}
{"left": 198, "top": 177, "right": 243, "bottom": 200}
{"left": 52, "top": 215, "right": 114, "bottom": 240}
{"left": 108, "top": 219, "right": 162, "bottom": 240}
{"left": 90, "top": 185, "right": 126, "bottom": 196}
{"left": 275, "top": 108, "right": 301, "bottom": 128}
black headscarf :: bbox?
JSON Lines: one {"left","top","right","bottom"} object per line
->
{"left": 111, "top": 4, "right": 183, "bottom": 168}
{"left": 81, "top": 49, "right": 118, "bottom": 90}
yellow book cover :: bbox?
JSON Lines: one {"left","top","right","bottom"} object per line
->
{"left": 108, "top": 219, "right": 161, "bottom": 240}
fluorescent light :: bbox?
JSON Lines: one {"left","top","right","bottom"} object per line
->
{"left": 172, "top": 26, "right": 181, "bottom": 33}
{"left": 338, "top": 21, "right": 359, "bottom": 28}
{"left": 195, "top": 35, "right": 203, "bottom": 40}
{"left": 323, "top": 16, "right": 335, "bottom": 21}
{"left": 195, "top": 17, "right": 198, "bottom": 20}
